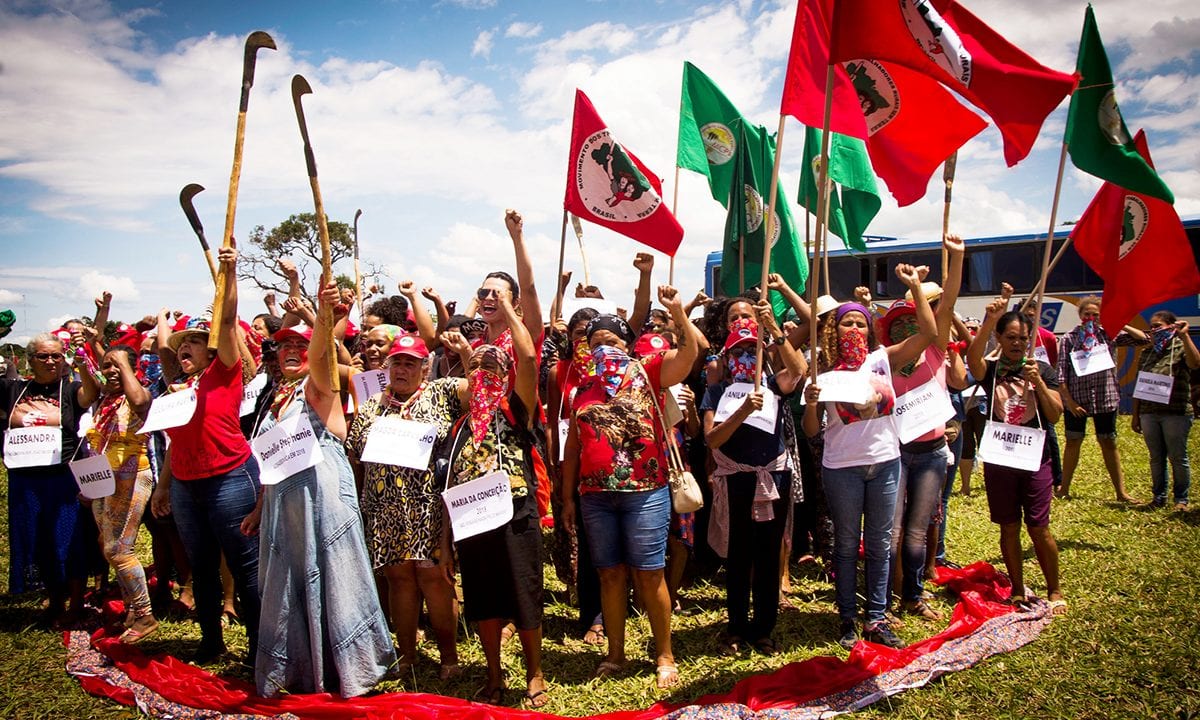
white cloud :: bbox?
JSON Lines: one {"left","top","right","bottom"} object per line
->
{"left": 441, "top": 0, "right": 497, "bottom": 8}
{"left": 0, "top": 289, "right": 23, "bottom": 305}
{"left": 78, "top": 271, "right": 140, "bottom": 304}
{"left": 471, "top": 29, "right": 495, "bottom": 58}
{"left": 505, "top": 22, "right": 542, "bottom": 39}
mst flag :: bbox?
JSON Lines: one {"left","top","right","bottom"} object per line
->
{"left": 1070, "top": 131, "right": 1199, "bottom": 332}
{"left": 1066, "top": 5, "right": 1173, "bottom": 203}
{"left": 722, "top": 122, "right": 808, "bottom": 313}
{"left": 829, "top": 0, "right": 1076, "bottom": 166}
{"left": 564, "top": 89, "right": 684, "bottom": 256}
{"left": 798, "top": 125, "right": 881, "bottom": 253}
{"left": 780, "top": 0, "right": 986, "bottom": 206}
{"left": 677, "top": 62, "right": 758, "bottom": 208}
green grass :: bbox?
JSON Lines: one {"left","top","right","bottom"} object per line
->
{"left": 2, "top": 426, "right": 1199, "bottom": 719}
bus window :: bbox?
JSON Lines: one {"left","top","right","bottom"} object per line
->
{"left": 874, "top": 258, "right": 888, "bottom": 297}
{"left": 828, "top": 257, "right": 864, "bottom": 300}
{"left": 886, "top": 251, "right": 941, "bottom": 296}
{"left": 991, "top": 244, "right": 1040, "bottom": 293}
{"left": 968, "top": 250, "right": 994, "bottom": 293}
{"left": 1046, "top": 243, "right": 1103, "bottom": 292}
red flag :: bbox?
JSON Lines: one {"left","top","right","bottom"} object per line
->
{"left": 780, "top": 0, "right": 987, "bottom": 206}
{"left": 829, "top": 0, "right": 1076, "bottom": 166}
{"left": 1071, "top": 130, "right": 1200, "bottom": 332}
{"left": 564, "top": 90, "right": 683, "bottom": 256}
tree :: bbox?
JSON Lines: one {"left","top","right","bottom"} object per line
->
{"left": 238, "top": 213, "right": 354, "bottom": 301}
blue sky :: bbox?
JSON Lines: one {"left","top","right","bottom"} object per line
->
{"left": 1, "top": 0, "right": 1197, "bottom": 345}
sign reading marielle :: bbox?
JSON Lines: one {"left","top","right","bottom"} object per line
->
{"left": 442, "top": 470, "right": 513, "bottom": 541}
{"left": 978, "top": 420, "right": 1045, "bottom": 472}
{"left": 70, "top": 454, "right": 116, "bottom": 499}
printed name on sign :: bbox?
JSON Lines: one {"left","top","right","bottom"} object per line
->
{"left": 360, "top": 416, "right": 438, "bottom": 470}
{"left": 70, "top": 454, "right": 116, "bottom": 499}
{"left": 139, "top": 389, "right": 198, "bottom": 434}
{"left": 977, "top": 420, "right": 1045, "bottom": 473}
{"left": 1132, "top": 371, "right": 1173, "bottom": 404}
{"left": 893, "top": 379, "right": 956, "bottom": 444}
{"left": 240, "top": 373, "right": 269, "bottom": 417}
{"left": 712, "top": 382, "right": 778, "bottom": 434}
{"left": 814, "top": 370, "right": 876, "bottom": 406}
{"left": 251, "top": 411, "right": 325, "bottom": 486}
{"left": 1033, "top": 345, "right": 1050, "bottom": 364}
{"left": 1069, "top": 343, "right": 1115, "bottom": 377}
{"left": 3, "top": 426, "right": 63, "bottom": 469}
{"left": 442, "top": 470, "right": 513, "bottom": 541}
{"left": 351, "top": 370, "right": 389, "bottom": 404}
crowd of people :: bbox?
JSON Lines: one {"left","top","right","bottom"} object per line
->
{"left": 3, "top": 211, "right": 1197, "bottom": 707}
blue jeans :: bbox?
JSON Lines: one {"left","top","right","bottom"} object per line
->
{"left": 1142, "top": 414, "right": 1192, "bottom": 504}
{"left": 171, "top": 456, "right": 262, "bottom": 653}
{"left": 822, "top": 459, "right": 900, "bottom": 624}
{"left": 891, "top": 447, "right": 948, "bottom": 602}
{"left": 580, "top": 486, "right": 670, "bottom": 570}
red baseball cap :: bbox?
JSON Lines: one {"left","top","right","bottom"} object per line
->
{"left": 633, "top": 333, "right": 671, "bottom": 357}
{"left": 723, "top": 317, "right": 759, "bottom": 352}
{"left": 387, "top": 333, "right": 430, "bottom": 360}
{"left": 273, "top": 324, "right": 314, "bottom": 344}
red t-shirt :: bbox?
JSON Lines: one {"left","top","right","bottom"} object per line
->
{"left": 572, "top": 352, "right": 668, "bottom": 493}
{"left": 166, "top": 358, "right": 252, "bottom": 481}
{"left": 1035, "top": 326, "right": 1058, "bottom": 368}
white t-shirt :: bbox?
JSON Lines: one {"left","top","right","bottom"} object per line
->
{"left": 819, "top": 347, "right": 901, "bottom": 469}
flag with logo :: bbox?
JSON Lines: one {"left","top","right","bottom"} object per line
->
{"left": 1066, "top": 5, "right": 1173, "bottom": 203}
{"left": 677, "top": 61, "right": 759, "bottom": 208}
{"left": 722, "top": 122, "right": 808, "bottom": 312}
{"left": 798, "top": 125, "right": 880, "bottom": 253}
{"left": 780, "top": 0, "right": 987, "bottom": 206}
{"left": 829, "top": 0, "right": 1077, "bottom": 166}
{"left": 1070, "top": 130, "right": 1198, "bottom": 332}
{"left": 564, "top": 89, "right": 684, "bottom": 256}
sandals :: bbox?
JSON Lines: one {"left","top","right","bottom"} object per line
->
{"left": 473, "top": 685, "right": 506, "bottom": 705}
{"left": 1003, "top": 595, "right": 1033, "bottom": 612}
{"left": 1047, "top": 598, "right": 1068, "bottom": 616}
{"left": 582, "top": 624, "right": 606, "bottom": 646}
{"left": 752, "top": 637, "right": 779, "bottom": 656}
{"left": 902, "top": 599, "right": 944, "bottom": 621}
{"left": 655, "top": 663, "right": 680, "bottom": 689}
{"left": 119, "top": 619, "right": 159, "bottom": 644}
{"left": 438, "top": 663, "right": 462, "bottom": 681}
{"left": 521, "top": 688, "right": 550, "bottom": 709}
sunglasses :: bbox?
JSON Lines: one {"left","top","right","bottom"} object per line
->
{"left": 33, "top": 352, "right": 65, "bottom": 361}
{"left": 476, "top": 288, "right": 496, "bottom": 300}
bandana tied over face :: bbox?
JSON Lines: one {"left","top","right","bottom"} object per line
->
{"left": 835, "top": 327, "right": 869, "bottom": 371}
{"left": 1152, "top": 326, "right": 1175, "bottom": 355}
{"left": 887, "top": 313, "right": 921, "bottom": 376}
{"left": 138, "top": 353, "right": 162, "bottom": 387}
{"left": 572, "top": 338, "right": 594, "bottom": 376}
{"left": 468, "top": 345, "right": 511, "bottom": 446}
{"left": 727, "top": 351, "right": 756, "bottom": 383}
{"left": 591, "top": 345, "right": 631, "bottom": 398}
{"left": 1078, "top": 319, "right": 1098, "bottom": 351}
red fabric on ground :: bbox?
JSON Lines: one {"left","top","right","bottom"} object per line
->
{"left": 74, "top": 562, "right": 1026, "bottom": 720}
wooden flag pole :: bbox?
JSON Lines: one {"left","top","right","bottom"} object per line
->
{"left": 353, "top": 208, "right": 363, "bottom": 321}
{"left": 570, "top": 214, "right": 591, "bottom": 286}
{"left": 1026, "top": 235, "right": 1077, "bottom": 308}
{"left": 553, "top": 209, "right": 568, "bottom": 323}
{"left": 942, "top": 152, "right": 958, "bottom": 280}
{"left": 808, "top": 66, "right": 836, "bottom": 384}
{"left": 670, "top": 166, "right": 680, "bottom": 285}
{"left": 209, "top": 31, "right": 276, "bottom": 349}
{"left": 753, "top": 115, "right": 788, "bottom": 392}
{"left": 821, "top": 173, "right": 832, "bottom": 297}
{"left": 1031, "top": 140, "right": 1070, "bottom": 356}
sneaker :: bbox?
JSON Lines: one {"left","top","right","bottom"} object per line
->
{"left": 863, "top": 622, "right": 906, "bottom": 649}
{"left": 838, "top": 620, "right": 859, "bottom": 650}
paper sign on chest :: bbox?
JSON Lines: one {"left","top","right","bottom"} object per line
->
{"left": 894, "top": 379, "right": 956, "bottom": 444}
{"left": 814, "top": 370, "right": 876, "bottom": 406}
{"left": 442, "top": 470, "right": 513, "bottom": 541}
{"left": 713, "top": 382, "right": 778, "bottom": 434}
{"left": 1132, "top": 371, "right": 1173, "bottom": 404}
{"left": 360, "top": 415, "right": 438, "bottom": 470}
{"left": 1069, "top": 343, "right": 1115, "bottom": 376}
{"left": 252, "top": 411, "right": 325, "bottom": 486}
{"left": 239, "top": 373, "right": 269, "bottom": 417}
{"left": 3, "top": 426, "right": 63, "bottom": 468}
{"left": 139, "top": 389, "right": 198, "bottom": 434}
{"left": 978, "top": 420, "right": 1045, "bottom": 473}
{"left": 71, "top": 454, "right": 116, "bottom": 499}
{"left": 351, "top": 370, "right": 388, "bottom": 404}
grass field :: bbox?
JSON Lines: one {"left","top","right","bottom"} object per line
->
{"left": 1, "top": 426, "right": 1199, "bottom": 719}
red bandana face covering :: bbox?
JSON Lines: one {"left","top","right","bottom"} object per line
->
{"left": 572, "top": 338, "right": 593, "bottom": 377}
{"left": 468, "top": 367, "right": 508, "bottom": 446}
{"left": 835, "top": 327, "right": 869, "bottom": 370}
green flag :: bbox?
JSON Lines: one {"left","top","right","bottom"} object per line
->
{"left": 798, "top": 125, "right": 881, "bottom": 253}
{"left": 677, "top": 61, "right": 753, "bottom": 208}
{"left": 1065, "top": 5, "right": 1173, "bottom": 203}
{"left": 721, "top": 121, "right": 808, "bottom": 315}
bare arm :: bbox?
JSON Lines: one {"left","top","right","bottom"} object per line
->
{"left": 936, "top": 235, "right": 965, "bottom": 349}
{"left": 498, "top": 288, "right": 538, "bottom": 420}
{"left": 421, "top": 287, "right": 451, "bottom": 335}
{"left": 755, "top": 299, "right": 806, "bottom": 394}
{"left": 114, "top": 349, "right": 150, "bottom": 418}
{"left": 628, "top": 253, "right": 654, "bottom": 334}
{"left": 155, "top": 307, "right": 181, "bottom": 381}
{"left": 505, "top": 210, "right": 544, "bottom": 342}
{"left": 400, "top": 281, "right": 439, "bottom": 349}
{"left": 307, "top": 281, "right": 348, "bottom": 439}
{"left": 767, "top": 273, "right": 811, "bottom": 325}
{"left": 704, "top": 392, "right": 763, "bottom": 450}
{"left": 886, "top": 264, "right": 938, "bottom": 370}
{"left": 216, "top": 245, "right": 241, "bottom": 368}
{"left": 968, "top": 297, "right": 1006, "bottom": 380}
{"left": 657, "top": 286, "right": 700, "bottom": 387}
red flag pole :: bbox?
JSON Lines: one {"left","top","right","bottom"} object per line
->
{"left": 670, "top": 166, "right": 680, "bottom": 285}
{"left": 807, "top": 65, "right": 836, "bottom": 385}
{"left": 554, "top": 209, "right": 567, "bottom": 324}
{"left": 1030, "top": 140, "right": 1070, "bottom": 358}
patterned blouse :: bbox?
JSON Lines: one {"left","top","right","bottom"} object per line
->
{"left": 85, "top": 393, "right": 149, "bottom": 476}
{"left": 345, "top": 379, "right": 464, "bottom": 567}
